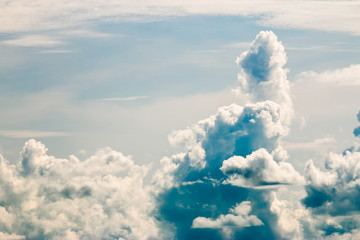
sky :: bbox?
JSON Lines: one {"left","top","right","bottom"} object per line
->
{"left": 0, "top": 0, "right": 360, "bottom": 239}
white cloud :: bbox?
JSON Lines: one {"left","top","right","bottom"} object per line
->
{"left": 192, "top": 201, "right": 263, "bottom": 238}
{"left": 0, "top": 0, "right": 359, "bottom": 35}
{"left": 153, "top": 100, "right": 291, "bottom": 191}
{"left": 0, "top": 232, "right": 25, "bottom": 240}
{"left": 1, "top": 35, "right": 65, "bottom": 47}
{"left": 269, "top": 192, "right": 307, "bottom": 240}
{"left": 0, "top": 139, "right": 160, "bottom": 239}
{"left": 296, "top": 64, "right": 360, "bottom": 86}
{"left": 58, "top": 29, "right": 112, "bottom": 38}
{"left": 303, "top": 149, "right": 360, "bottom": 215}
{"left": 151, "top": 31, "right": 308, "bottom": 239}
{"left": 235, "top": 30, "right": 293, "bottom": 125}
{"left": 221, "top": 148, "right": 305, "bottom": 187}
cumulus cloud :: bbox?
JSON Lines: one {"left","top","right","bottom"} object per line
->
{"left": 153, "top": 100, "right": 290, "bottom": 192}
{"left": 235, "top": 30, "right": 293, "bottom": 125}
{"left": 192, "top": 201, "right": 263, "bottom": 238}
{"left": 303, "top": 150, "right": 360, "bottom": 216}
{"left": 152, "top": 31, "right": 305, "bottom": 239}
{"left": 0, "top": 139, "right": 159, "bottom": 240}
{"left": 221, "top": 148, "right": 305, "bottom": 187}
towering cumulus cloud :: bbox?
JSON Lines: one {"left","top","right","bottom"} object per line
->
{"left": 235, "top": 31, "right": 293, "bottom": 125}
{"left": 153, "top": 31, "right": 303, "bottom": 239}
{"left": 0, "top": 139, "right": 159, "bottom": 239}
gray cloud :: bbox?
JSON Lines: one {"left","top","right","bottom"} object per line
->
{"left": 354, "top": 110, "right": 360, "bottom": 137}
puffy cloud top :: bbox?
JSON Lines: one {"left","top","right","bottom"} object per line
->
{"left": 0, "top": 139, "right": 159, "bottom": 240}
{"left": 221, "top": 148, "right": 305, "bottom": 187}
{"left": 152, "top": 31, "right": 304, "bottom": 240}
{"left": 303, "top": 151, "right": 360, "bottom": 215}
{"left": 192, "top": 201, "right": 263, "bottom": 239}
{"left": 236, "top": 31, "right": 293, "bottom": 124}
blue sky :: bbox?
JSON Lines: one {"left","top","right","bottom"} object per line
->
{"left": 0, "top": 1, "right": 360, "bottom": 239}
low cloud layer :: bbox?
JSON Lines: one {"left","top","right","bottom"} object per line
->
{"left": 0, "top": 139, "right": 159, "bottom": 239}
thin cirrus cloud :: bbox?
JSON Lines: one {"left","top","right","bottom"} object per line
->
{"left": 0, "top": 1, "right": 359, "bottom": 35}
{"left": 1, "top": 35, "right": 66, "bottom": 47}
{"left": 99, "top": 96, "right": 149, "bottom": 102}
{"left": 296, "top": 64, "right": 360, "bottom": 86}
{"left": 0, "top": 130, "right": 70, "bottom": 139}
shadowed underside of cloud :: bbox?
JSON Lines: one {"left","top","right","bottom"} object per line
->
{"left": 354, "top": 110, "right": 360, "bottom": 137}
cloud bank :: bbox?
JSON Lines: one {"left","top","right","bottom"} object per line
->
{"left": 0, "top": 139, "right": 159, "bottom": 239}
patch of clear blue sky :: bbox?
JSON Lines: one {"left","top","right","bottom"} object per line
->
{"left": 1, "top": 15, "right": 359, "bottom": 101}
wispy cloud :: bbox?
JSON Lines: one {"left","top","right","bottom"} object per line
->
{"left": 35, "top": 49, "right": 78, "bottom": 54}
{"left": 0, "top": 1, "right": 359, "bottom": 35}
{"left": 1, "top": 35, "right": 66, "bottom": 47}
{"left": 0, "top": 130, "right": 70, "bottom": 138}
{"left": 283, "top": 136, "right": 336, "bottom": 150}
{"left": 58, "top": 29, "right": 113, "bottom": 38}
{"left": 99, "top": 96, "right": 149, "bottom": 102}
{"left": 296, "top": 64, "right": 360, "bottom": 86}
{"left": 222, "top": 42, "right": 251, "bottom": 49}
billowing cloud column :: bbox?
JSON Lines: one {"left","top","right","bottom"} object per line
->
{"left": 153, "top": 31, "right": 303, "bottom": 240}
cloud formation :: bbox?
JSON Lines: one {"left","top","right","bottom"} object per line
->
{"left": 297, "top": 64, "right": 360, "bottom": 86}
{"left": 1, "top": 35, "right": 65, "bottom": 47}
{"left": 0, "top": 0, "right": 359, "bottom": 35}
{"left": 1, "top": 29, "right": 359, "bottom": 239}
{"left": 0, "top": 139, "right": 159, "bottom": 240}
{"left": 235, "top": 30, "right": 293, "bottom": 125}
{"left": 192, "top": 201, "right": 263, "bottom": 239}
{"left": 354, "top": 110, "right": 360, "bottom": 137}
{"left": 152, "top": 31, "right": 304, "bottom": 239}
{"left": 221, "top": 148, "right": 304, "bottom": 187}
{"left": 303, "top": 150, "right": 360, "bottom": 216}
